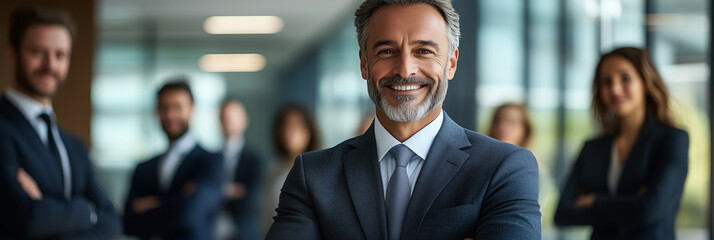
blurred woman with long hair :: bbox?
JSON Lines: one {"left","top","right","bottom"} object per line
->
{"left": 262, "top": 104, "right": 321, "bottom": 235}
{"left": 554, "top": 47, "right": 689, "bottom": 239}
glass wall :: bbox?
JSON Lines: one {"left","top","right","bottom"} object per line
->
{"left": 649, "top": 0, "right": 710, "bottom": 236}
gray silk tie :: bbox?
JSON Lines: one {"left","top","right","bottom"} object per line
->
{"left": 386, "top": 144, "right": 415, "bottom": 240}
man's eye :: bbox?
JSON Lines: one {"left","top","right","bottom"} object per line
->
{"left": 417, "top": 49, "right": 433, "bottom": 54}
{"left": 377, "top": 49, "right": 393, "bottom": 55}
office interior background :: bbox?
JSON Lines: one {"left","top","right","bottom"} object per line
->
{"left": 0, "top": 0, "right": 711, "bottom": 239}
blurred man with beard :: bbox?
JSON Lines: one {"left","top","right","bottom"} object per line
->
{"left": 123, "top": 79, "right": 223, "bottom": 240}
{"left": 267, "top": 1, "right": 540, "bottom": 239}
{"left": 0, "top": 7, "right": 121, "bottom": 239}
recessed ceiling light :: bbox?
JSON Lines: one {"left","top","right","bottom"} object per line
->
{"left": 204, "top": 16, "right": 284, "bottom": 34}
{"left": 199, "top": 54, "right": 266, "bottom": 72}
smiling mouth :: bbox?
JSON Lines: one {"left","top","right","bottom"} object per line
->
{"left": 388, "top": 84, "right": 425, "bottom": 91}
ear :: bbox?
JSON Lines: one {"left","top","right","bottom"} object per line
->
{"left": 447, "top": 48, "right": 458, "bottom": 80}
{"left": 359, "top": 50, "right": 368, "bottom": 80}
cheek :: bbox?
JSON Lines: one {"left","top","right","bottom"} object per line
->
{"left": 631, "top": 82, "right": 646, "bottom": 102}
{"left": 368, "top": 59, "right": 392, "bottom": 78}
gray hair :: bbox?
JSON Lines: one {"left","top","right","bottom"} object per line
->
{"left": 354, "top": 0, "right": 461, "bottom": 54}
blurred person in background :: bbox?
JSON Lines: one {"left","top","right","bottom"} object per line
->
{"left": 123, "top": 79, "right": 223, "bottom": 240}
{"left": 0, "top": 7, "right": 121, "bottom": 239}
{"left": 487, "top": 102, "right": 557, "bottom": 221}
{"left": 554, "top": 47, "right": 689, "bottom": 239}
{"left": 263, "top": 104, "right": 321, "bottom": 235}
{"left": 216, "top": 99, "right": 265, "bottom": 240}
{"left": 488, "top": 102, "right": 532, "bottom": 148}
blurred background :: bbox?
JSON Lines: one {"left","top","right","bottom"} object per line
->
{"left": 0, "top": 0, "right": 711, "bottom": 239}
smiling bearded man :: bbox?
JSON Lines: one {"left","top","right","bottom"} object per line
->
{"left": 266, "top": 1, "right": 541, "bottom": 239}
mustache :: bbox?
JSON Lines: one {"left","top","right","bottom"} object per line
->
{"left": 32, "top": 69, "right": 61, "bottom": 80}
{"left": 378, "top": 75, "right": 434, "bottom": 88}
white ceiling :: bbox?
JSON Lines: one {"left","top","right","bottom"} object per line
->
{"left": 98, "top": 0, "right": 362, "bottom": 78}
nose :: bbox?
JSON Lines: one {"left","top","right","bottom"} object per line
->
{"left": 41, "top": 52, "right": 56, "bottom": 71}
{"left": 610, "top": 79, "right": 624, "bottom": 95}
{"left": 395, "top": 51, "right": 417, "bottom": 78}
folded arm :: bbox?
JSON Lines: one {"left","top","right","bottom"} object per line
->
{"left": 0, "top": 133, "right": 96, "bottom": 238}
{"left": 474, "top": 149, "right": 541, "bottom": 239}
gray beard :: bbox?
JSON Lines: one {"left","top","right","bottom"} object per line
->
{"left": 367, "top": 72, "right": 448, "bottom": 122}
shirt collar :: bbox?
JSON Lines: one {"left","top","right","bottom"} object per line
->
{"left": 374, "top": 109, "right": 444, "bottom": 162}
{"left": 5, "top": 87, "right": 54, "bottom": 121}
{"left": 168, "top": 132, "right": 197, "bottom": 156}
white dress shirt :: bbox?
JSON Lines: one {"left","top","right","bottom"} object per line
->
{"left": 5, "top": 87, "right": 72, "bottom": 199}
{"left": 159, "top": 133, "right": 197, "bottom": 191}
{"left": 608, "top": 144, "right": 623, "bottom": 195}
{"left": 223, "top": 136, "right": 244, "bottom": 182}
{"left": 374, "top": 110, "right": 444, "bottom": 198}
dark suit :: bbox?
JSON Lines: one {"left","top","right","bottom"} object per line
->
{"left": 223, "top": 147, "right": 264, "bottom": 240}
{"left": 267, "top": 113, "right": 541, "bottom": 240}
{"left": 554, "top": 117, "right": 689, "bottom": 240}
{"left": 123, "top": 144, "right": 223, "bottom": 240}
{"left": 0, "top": 95, "right": 121, "bottom": 239}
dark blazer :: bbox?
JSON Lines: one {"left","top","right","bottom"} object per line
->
{"left": 223, "top": 147, "right": 265, "bottom": 240}
{"left": 123, "top": 144, "right": 223, "bottom": 240}
{"left": 554, "top": 117, "right": 689, "bottom": 240}
{"left": 0, "top": 95, "right": 122, "bottom": 239}
{"left": 266, "top": 113, "right": 541, "bottom": 240}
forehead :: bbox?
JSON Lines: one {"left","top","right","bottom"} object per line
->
{"left": 366, "top": 3, "right": 448, "bottom": 46}
{"left": 22, "top": 24, "right": 72, "bottom": 50}
{"left": 600, "top": 56, "right": 636, "bottom": 72}
{"left": 159, "top": 90, "right": 192, "bottom": 103}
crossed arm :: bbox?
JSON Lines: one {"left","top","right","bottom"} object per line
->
{"left": 123, "top": 156, "right": 223, "bottom": 237}
{"left": 554, "top": 131, "right": 689, "bottom": 227}
{"left": 0, "top": 133, "right": 121, "bottom": 239}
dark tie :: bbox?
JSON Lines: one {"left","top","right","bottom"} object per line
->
{"left": 38, "top": 113, "right": 62, "bottom": 163}
{"left": 386, "top": 144, "right": 415, "bottom": 240}
{"left": 39, "top": 113, "right": 65, "bottom": 196}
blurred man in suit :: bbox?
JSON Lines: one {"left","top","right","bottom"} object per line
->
{"left": 123, "top": 80, "right": 223, "bottom": 240}
{"left": 215, "top": 99, "right": 265, "bottom": 240}
{"left": 266, "top": 1, "right": 541, "bottom": 239}
{"left": 0, "top": 7, "right": 121, "bottom": 239}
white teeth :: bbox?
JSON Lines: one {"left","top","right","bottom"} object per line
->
{"left": 391, "top": 85, "right": 421, "bottom": 91}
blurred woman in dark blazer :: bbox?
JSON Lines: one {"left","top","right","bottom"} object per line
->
{"left": 554, "top": 47, "right": 689, "bottom": 240}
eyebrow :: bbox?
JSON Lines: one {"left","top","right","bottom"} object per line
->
{"left": 372, "top": 40, "right": 395, "bottom": 49}
{"left": 412, "top": 40, "right": 439, "bottom": 50}
{"left": 371, "top": 40, "right": 440, "bottom": 50}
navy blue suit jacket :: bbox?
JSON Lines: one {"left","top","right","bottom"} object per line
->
{"left": 223, "top": 147, "right": 264, "bottom": 240}
{"left": 554, "top": 117, "right": 689, "bottom": 240}
{"left": 0, "top": 95, "right": 121, "bottom": 239}
{"left": 266, "top": 113, "right": 541, "bottom": 240}
{"left": 123, "top": 144, "right": 223, "bottom": 240}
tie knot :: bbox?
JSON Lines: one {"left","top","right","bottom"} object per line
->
{"left": 389, "top": 144, "right": 415, "bottom": 167}
{"left": 38, "top": 112, "right": 52, "bottom": 126}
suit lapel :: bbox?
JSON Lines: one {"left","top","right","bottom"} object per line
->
{"left": 169, "top": 145, "right": 199, "bottom": 193}
{"left": 616, "top": 117, "right": 656, "bottom": 194}
{"left": 343, "top": 124, "right": 388, "bottom": 240}
{"left": 0, "top": 96, "right": 65, "bottom": 193}
{"left": 400, "top": 114, "right": 471, "bottom": 240}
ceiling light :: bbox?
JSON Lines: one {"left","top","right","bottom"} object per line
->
{"left": 199, "top": 54, "right": 266, "bottom": 72}
{"left": 204, "top": 16, "right": 284, "bottom": 34}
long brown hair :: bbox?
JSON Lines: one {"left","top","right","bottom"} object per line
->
{"left": 592, "top": 47, "right": 674, "bottom": 134}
